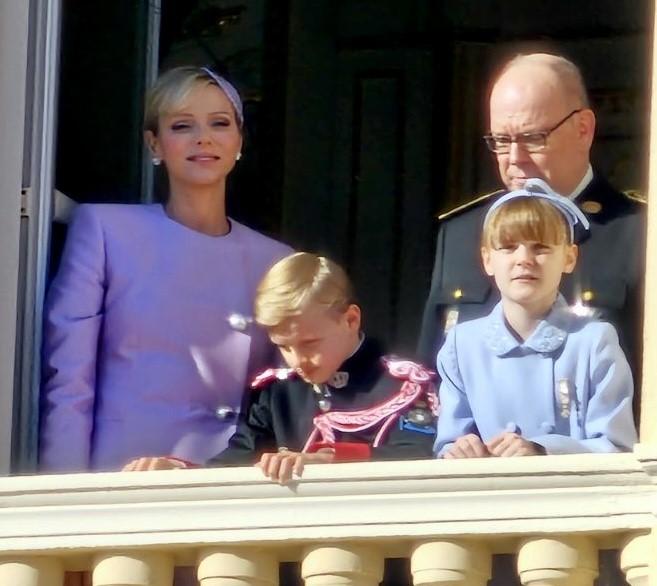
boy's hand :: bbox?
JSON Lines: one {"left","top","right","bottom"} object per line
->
{"left": 443, "top": 434, "right": 490, "bottom": 459}
{"left": 486, "top": 433, "right": 546, "bottom": 457}
{"left": 122, "top": 457, "right": 189, "bottom": 471}
{"left": 256, "top": 449, "right": 335, "bottom": 484}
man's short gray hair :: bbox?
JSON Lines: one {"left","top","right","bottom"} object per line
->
{"left": 496, "top": 53, "right": 590, "bottom": 108}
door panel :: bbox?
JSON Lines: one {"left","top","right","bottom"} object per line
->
{"left": 282, "top": 1, "right": 435, "bottom": 352}
{"left": 333, "top": 52, "right": 434, "bottom": 351}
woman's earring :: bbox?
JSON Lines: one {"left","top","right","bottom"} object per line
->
{"left": 152, "top": 157, "right": 162, "bottom": 166}
{"left": 236, "top": 152, "right": 242, "bottom": 161}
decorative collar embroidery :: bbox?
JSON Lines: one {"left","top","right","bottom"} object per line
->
{"left": 484, "top": 295, "right": 571, "bottom": 356}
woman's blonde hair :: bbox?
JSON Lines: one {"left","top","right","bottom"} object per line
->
{"left": 482, "top": 197, "right": 571, "bottom": 249}
{"left": 255, "top": 252, "right": 355, "bottom": 328}
{"left": 144, "top": 66, "right": 242, "bottom": 134}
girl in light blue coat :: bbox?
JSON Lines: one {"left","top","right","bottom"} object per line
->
{"left": 435, "top": 178, "right": 637, "bottom": 458}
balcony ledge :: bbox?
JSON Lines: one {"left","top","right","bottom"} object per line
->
{"left": 1, "top": 448, "right": 656, "bottom": 556}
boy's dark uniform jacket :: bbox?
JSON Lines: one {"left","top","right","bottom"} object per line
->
{"left": 209, "top": 338, "right": 437, "bottom": 466}
{"left": 417, "top": 173, "right": 647, "bottom": 381}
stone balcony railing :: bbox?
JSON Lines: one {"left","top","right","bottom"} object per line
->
{"left": 2, "top": 448, "right": 657, "bottom": 586}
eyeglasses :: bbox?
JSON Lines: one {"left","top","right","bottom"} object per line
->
{"left": 483, "top": 109, "right": 582, "bottom": 154}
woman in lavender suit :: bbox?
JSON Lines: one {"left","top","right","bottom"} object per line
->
{"left": 40, "top": 67, "right": 291, "bottom": 472}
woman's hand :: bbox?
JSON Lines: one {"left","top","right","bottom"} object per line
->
{"left": 256, "top": 449, "right": 335, "bottom": 484}
{"left": 122, "top": 456, "right": 191, "bottom": 471}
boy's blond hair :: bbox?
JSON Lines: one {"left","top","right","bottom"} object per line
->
{"left": 255, "top": 252, "right": 355, "bottom": 328}
{"left": 482, "top": 197, "right": 572, "bottom": 249}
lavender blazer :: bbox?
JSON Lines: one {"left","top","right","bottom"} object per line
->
{"left": 40, "top": 204, "right": 291, "bottom": 472}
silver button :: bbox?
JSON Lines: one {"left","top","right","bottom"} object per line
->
{"left": 215, "top": 406, "right": 236, "bottom": 420}
{"left": 227, "top": 313, "right": 252, "bottom": 331}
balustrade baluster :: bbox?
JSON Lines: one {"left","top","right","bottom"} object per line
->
{"left": 621, "top": 530, "right": 655, "bottom": 585}
{"left": 301, "top": 544, "right": 383, "bottom": 586}
{"left": 410, "top": 540, "right": 491, "bottom": 586}
{"left": 92, "top": 551, "right": 173, "bottom": 586}
{"left": 517, "top": 536, "right": 597, "bottom": 586}
{"left": 197, "top": 548, "right": 278, "bottom": 586}
{"left": 0, "top": 557, "right": 63, "bottom": 586}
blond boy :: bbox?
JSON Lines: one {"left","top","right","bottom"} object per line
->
{"left": 126, "top": 253, "right": 437, "bottom": 483}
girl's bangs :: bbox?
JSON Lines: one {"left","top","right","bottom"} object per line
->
{"left": 484, "top": 198, "right": 569, "bottom": 248}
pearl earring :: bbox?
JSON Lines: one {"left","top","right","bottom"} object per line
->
{"left": 236, "top": 152, "right": 242, "bottom": 161}
{"left": 152, "top": 157, "right": 162, "bottom": 166}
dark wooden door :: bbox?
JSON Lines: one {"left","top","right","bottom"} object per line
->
{"left": 281, "top": 0, "right": 436, "bottom": 353}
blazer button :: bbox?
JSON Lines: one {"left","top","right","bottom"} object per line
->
{"left": 505, "top": 422, "right": 519, "bottom": 433}
{"left": 227, "top": 312, "right": 252, "bottom": 331}
{"left": 215, "top": 406, "right": 236, "bottom": 421}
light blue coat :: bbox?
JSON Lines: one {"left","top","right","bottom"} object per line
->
{"left": 435, "top": 296, "right": 637, "bottom": 456}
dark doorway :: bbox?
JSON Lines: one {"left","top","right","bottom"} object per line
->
{"left": 53, "top": 0, "right": 651, "bottom": 354}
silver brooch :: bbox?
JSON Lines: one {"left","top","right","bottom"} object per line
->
{"left": 328, "top": 371, "right": 349, "bottom": 389}
{"left": 557, "top": 379, "right": 571, "bottom": 418}
{"left": 406, "top": 401, "right": 434, "bottom": 426}
{"left": 444, "top": 307, "right": 459, "bottom": 334}
{"left": 227, "top": 312, "right": 252, "bottom": 331}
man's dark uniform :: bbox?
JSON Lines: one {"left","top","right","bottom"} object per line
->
{"left": 417, "top": 174, "right": 646, "bottom": 385}
{"left": 210, "top": 338, "right": 437, "bottom": 466}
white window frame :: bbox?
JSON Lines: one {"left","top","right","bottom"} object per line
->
{"left": 640, "top": 7, "right": 657, "bottom": 443}
{"left": 0, "top": 0, "right": 30, "bottom": 474}
{"left": 0, "top": 0, "right": 61, "bottom": 474}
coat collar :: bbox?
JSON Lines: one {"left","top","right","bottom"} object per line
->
{"left": 483, "top": 295, "right": 572, "bottom": 356}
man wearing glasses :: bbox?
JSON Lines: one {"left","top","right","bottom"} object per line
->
{"left": 418, "top": 53, "right": 646, "bottom": 383}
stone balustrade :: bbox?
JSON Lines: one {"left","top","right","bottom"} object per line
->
{"left": 2, "top": 448, "right": 657, "bottom": 585}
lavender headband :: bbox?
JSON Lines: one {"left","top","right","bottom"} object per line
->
{"left": 483, "top": 178, "right": 590, "bottom": 242}
{"left": 201, "top": 67, "right": 244, "bottom": 128}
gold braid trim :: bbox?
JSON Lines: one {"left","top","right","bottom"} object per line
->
{"left": 437, "top": 189, "right": 505, "bottom": 220}
{"left": 623, "top": 189, "right": 647, "bottom": 204}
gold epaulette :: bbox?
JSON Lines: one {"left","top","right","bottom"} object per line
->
{"left": 437, "top": 189, "right": 505, "bottom": 221}
{"left": 623, "top": 189, "right": 647, "bottom": 204}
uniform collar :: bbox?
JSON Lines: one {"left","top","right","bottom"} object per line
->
{"left": 483, "top": 295, "right": 571, "bottom": 356}
{"left": 568, "top": 164, "right": 593, "bottom": 200}
{"left": 573, "top": 171, "right": 634, "bottom": 226}
{"left": 327, "top": 336, "right": 383, "bottom": 388}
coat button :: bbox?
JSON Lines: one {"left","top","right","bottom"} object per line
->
{"left": 505, "top": 422, "right": 519, "bottom": 433}
{"left": 227, "top": 313, "right": 251, "bottom": 331}
{"left": 215, "top": 406, "right": 236, "bottom": 420}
